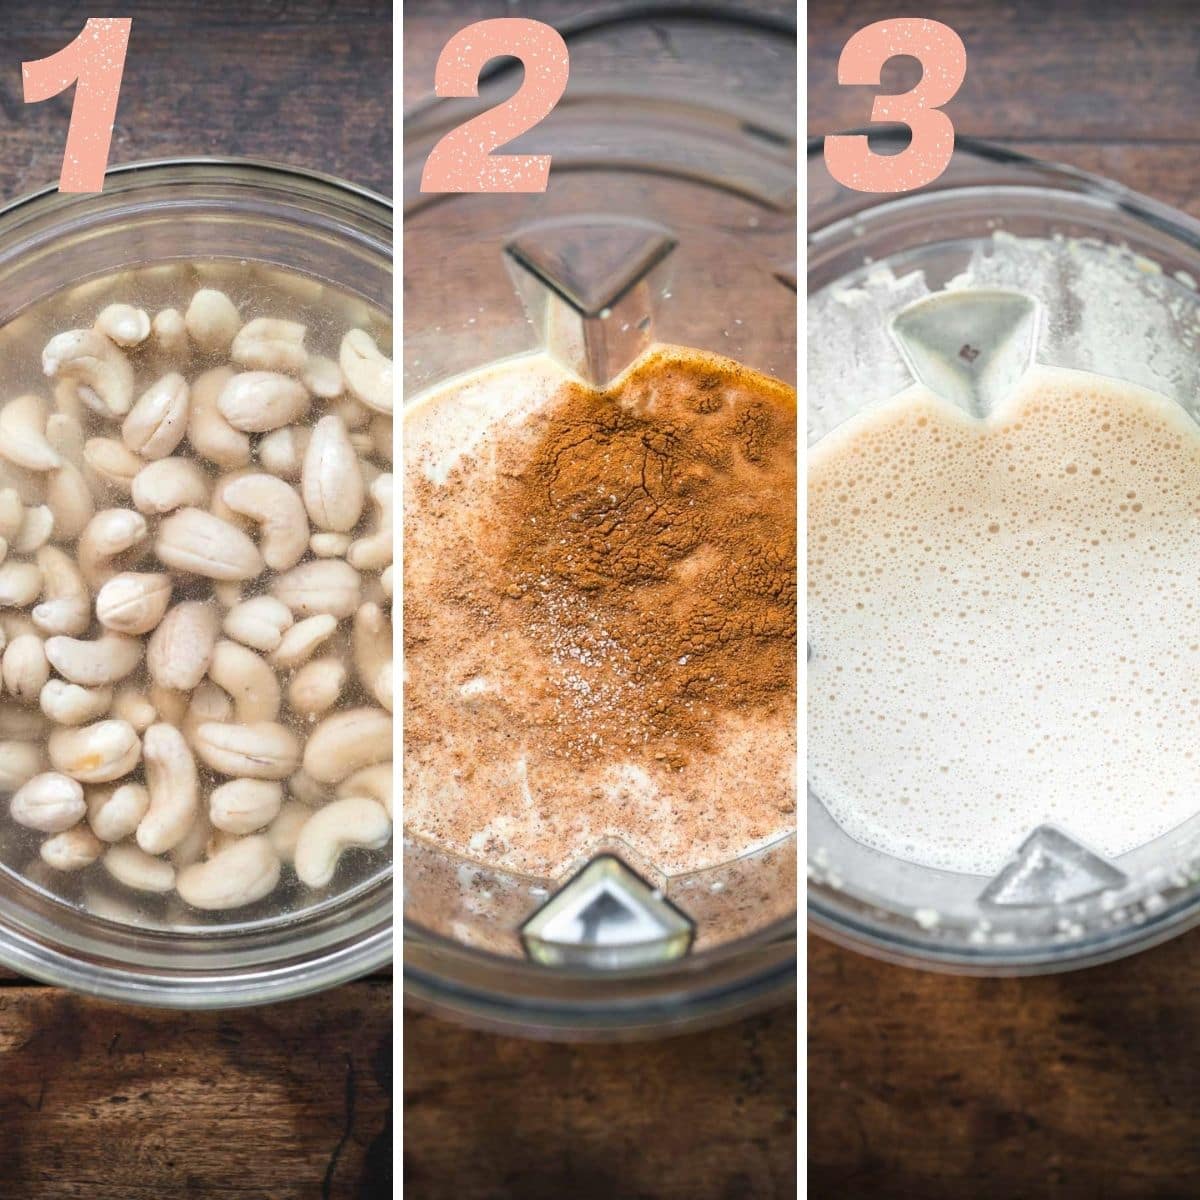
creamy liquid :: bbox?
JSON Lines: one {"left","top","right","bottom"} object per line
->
{"left": 404, "top": 349, "right": 796, "bottom": 879}
{"left": 809, "top": 365, "right": 1200, "bottom": 874}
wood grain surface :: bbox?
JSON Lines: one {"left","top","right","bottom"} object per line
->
{"left": 810, "top": 1, "right": 1200, "bottom": 1196}
{"left": 403, "top": 4, "right": 798, "bottom": 1199}
{"left": 0, "top": 3, "right": 392, "bottom": 1198}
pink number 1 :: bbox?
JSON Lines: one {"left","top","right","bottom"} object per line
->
{"left": 22, "top": 18, "right": 133, "bottom": 194}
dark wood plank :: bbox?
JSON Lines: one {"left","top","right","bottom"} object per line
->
{"left": 404, "top": 1003, "right": 797, "bottom": 1200}
{"left": 809, "top": 932, "right": 1200, "bottom": 1198}
{"left": 808, "top": 0, "right": 1200, "bottom": 144}
{"left": 0, "top": 979, "right": 392, "bottom": 1199}
{"left": 1, "top": 0, "right": 392, "bottom": 203}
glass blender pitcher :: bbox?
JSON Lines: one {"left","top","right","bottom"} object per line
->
{"left": 404, "top": 7, "right": 797, "bottom": 1036}
{"left": 809, "top": 134, "right": 1200, "bottom": 973}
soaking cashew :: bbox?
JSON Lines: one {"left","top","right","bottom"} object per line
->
{"left": 77, "top": 508, "right": 149, "bottom": 589}
{"left": 271, "top": 559, "right": 360, "bottom": 618}
{"left": 337, "top": 761, "right": 393, "bottom": 818}
{"left": 269, "top": 614, "right": 337, "bottom": 670}
{"left": 258, "top": 425, "right": 311, "bottom": 481}
{"left": 122, "top": 373, "right": 190, "bottom": 459}
{"left": 87, "top": 781, "right": 150, "bottom": 842}
{"left": 156, "top": 507, "right": 264, "bottom": 581}
{"left": 0, "top": 561, "right": 43, "bottom": 607}
{"left": 286, "top": 768, "right": 330, "bottom": 807}
{"left": 10, "top": 772, "right": 86, "bottom": 832}
{"left": 209, "top": 778, "right": 283, "bottom": 834}
{"left": 217, "top": 372, "right": 310, "bottom": 433}
{"left": 137, "top": 723, "right": 199, "bottom": 854}
{"left": 267, "top": 799, "right": 312, "bottom": 863}
{"left": 32, "top": 546, "right": 90, "bottom": 636}
{"left": 293, "top": 796, "right": 391, "bottom": 888}
{"left": 49, "top": 719, "right": 140, "bottom": 783}
{"left": 182, "top": 680, "right": 233, "bottom": 748}
{"left": 302, "top": 414, "right": 364, "bottom": 532}
{"left": 222, "top": 595, "right": 293, "bottom": 652}
{"left": 192, "top": 721, "right": 300, "bottom": 780}
{"left": 2, "top": 635, "right": 50, "bottom": 704}
{"left": 95, "top": 304, "right": 150, "bottom": 348}
{"left": 84, "top": 437, "right": 143, "bottom": 495}
{"left": 12, "top": 504, "right": 55, "bottom": 554}
{"left": 301, "top": 355, "right": 344, "bottom": 398}
{"left": 45, "top": 460, "right": 95, "bottom": 541}
{"left": 286, "top": 656, "right": 346, "bottom": 717}
{"left": 339, "top": 329, "right": 393, "bottom": 414}
{"left": 45, "top": 632, "right": 142, "bottom": 686}
{"left": 104, "top": 843, "right": 175, "bottom": 893}
{"left": 310, "top": 532, "right": 350, "bottom": 558}
{"left": 347, "top": 473, "right": 392, "bottom": 571}
{"left": 42, "top": 329, "right": 135, "bottom": 418}
{"left": 0, "top": 740, "right": 46, "bottom": 791}
{"left": 131, "top": 456, "right": 210, "bottom": 515}
{"left": 151, "top": 308, "right": 188, "bottom": 357}
{"left": 40, "top": 679, "right": 112, "bottom": 726}
{"left": 231, "top": 317, "right": 307, "bottom": 373}
{"left": 303, "top": 707, "right": 391, "bottom": 783}
{"left": 0, "top": 489, "right": 24, "bottom": 540}
{"left": 208, "top": 639, "right": 281, "bottom": 723}
{"left": 0, "top": 395, "right": 62, "bottom": 471}
{"left": 219, "top": 473, "right": 308, "bottom": 570}
{"left": 148, "top": 684, "right": 189, "bottom": 727}
{"left": 40, "top": 823, "right": 103, "bottom": 870}
{"left": 188, "top": 366, "right": 250, "bottom": 468}
{"left": 95, "top": 572, "right": 173, "bottom": 635}
{"left": 176, "top": 835, "right": 280, "bottom": 910}
{"left": 146, "top": 600, "right": 220, "bottom": 691}
{"left": 352, "top": 602, "right": 392, "bottom": 712}
{"left": 111, "top": 687, "right": 157, "bottom": 734}
{"left": 185, "top": 288, "right": 241, "bottom": 354}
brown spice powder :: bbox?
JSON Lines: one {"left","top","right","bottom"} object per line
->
{"left": 494, "top": 351, "right": 797, "bottom": 767}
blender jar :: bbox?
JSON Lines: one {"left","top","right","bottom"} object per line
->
{"left": 809, "top": 134, "right": 1200, "bottom": 973}
{"left": 404, "top": 8, "right": 797, "bottom": 1036}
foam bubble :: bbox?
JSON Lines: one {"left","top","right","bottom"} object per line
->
{"left": 809, "top": 365, "right": 1200, "bottom": 874}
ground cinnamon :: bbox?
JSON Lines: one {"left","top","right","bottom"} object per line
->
{"left": 496, "top": 350, "right": 797, "bottom": 767}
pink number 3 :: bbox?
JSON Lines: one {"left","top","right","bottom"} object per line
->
{"left": 420, "top": 18, "right": 569, "bottom": 194}
{"left": 22, "top": 18, "right": 133, "bottom": 194}
{"left": 824, "top": 18, "right": 966, "bottom": 194}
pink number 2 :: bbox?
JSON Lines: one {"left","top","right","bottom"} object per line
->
{"left": 22, "top": 18, "right": 133, "bottom": 194}
{"left": 420, "top": 18, "right": 569, "bottom": 194}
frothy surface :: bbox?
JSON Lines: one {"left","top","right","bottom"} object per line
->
{"left": 809, "top": 366, "right": 1200, "bottom": 874}
{"left": 404, "top": 348, "right": 796, "bottom": 879}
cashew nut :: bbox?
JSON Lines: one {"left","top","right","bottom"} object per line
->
{"left": 337, "top": 761, "right": 393, "bottom": 818}
{"left": 287, "top": 657, "right": 346, "bottom": 717}
{"left": 104, "top": 843, "right": 175, "bottom": 893}
{"left": 0, "top": 395, "right": 62, "bottom": 471}
{"left": 156, "top": 507, "right": 265, "bottom": 581}
{"left": 209, "top": 778, "right": 283, "bottom": 834}
{"left": 185, "top": 288, "right": 241, "bottom": 354}
{"left": 0, "top": 740, "right": 47, "bottom": 791}
{"left": 339, "top": 329, "right": 392, "bottom": 415}
{"left": 137, "top": 723, "right": 199, "bottom": 854}
{"left": 95, "top": 304, "right": 150, "bottom": 348}
{"left": 49, "top": 719, "right": 141, "bottom": 782}
{"left": 301, "top": 355, "right": 344, "bottom": 399}
{"left": 302, "top": 415, "right": 364, "bottom": 532}
{"left": 257, "top": 425, "right": 311, "bottom": 481}
{"left": 40, "top": 679, "right": 113, "bottom": 726}
{"left": 176, "top": 835, "right": 280, "bottom": 910}
{"left": 111, "top": 687, "right": 157, "bottom": 734}
{"left": 347, "top": 473, "right": 392, "bottom": 572}
{"left": 77, "top": 508, "right": 149, "bottom": 589}
{"left": 309, "top": 532, "right": 351, "bottom": 558}
{"left": 192, "top": 721, "right": 301, "bottom": 780}
{"left": 131, "top": 456, "right": 211, "bottom": 515}
{"left": 271, "top": 559, "right": 360, "bottom": 618}
{"left": 302, "top": 707, "right": 391, "bottom": 783}
{"left": 217, "top": 372, "right": 310, "bottom": 433}
{"left": 352, "top": 602, "right": 392, "bottom": 712}
{"left": 269, "top": 614, "right": 337, "bottom": 670}
{"left": 2, "top": 634, "right": 50, "bottom": 703}
{"left": 32, "top": 545, "right": 91, "bottom": 636}
{"left": 293, "top": 796, "right": 391, "bottom": 888}
{"left": 146, "top": 600, "right": 220, "bottom": 691}
{"left": 45, "top": 633, "right": 142, "bottom": 687}
{"left": 267, "top": 799, "right": 312, "bottom": 863}
{"left": 43, "top": 329, "right": 135, "bottom": 418}
{"left": 40, "top": 823, "right": 103, "bottom": 870}
{"left": 95, "top": 571, "right": 173, "bottom": 635}
{"left": 208, "top": 639, "right": 281, "bottom": 723}
{"left": 222, "top": 595, "right": 293, "bottom": 653}
{"left": 151, "top": 308, "right": 188, "bottom": 358}
{"left": 122, "top": 373, "right": 190, "bottom": 460}
{"left": 188, "top": 366, "right": 250, "bottom": 469}
{"left": 10, "top": 772, "right": 86, "bottom": 832}
{"left": 0, "top": 561, "right": 43, "bottom": 607}
{"left": 84, "top": 437, "right": 144, "bottom": 495}
{"left": 231, "top": 317, "right": 307, "bottom": 373}
{"left": 219, "top": 473, "right": 308, "bottom": 571}
{"left": 87, "top": 781, "right": 151, "bottom": 842}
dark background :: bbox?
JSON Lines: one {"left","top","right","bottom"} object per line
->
{"left": 403, "top": 2, "right": 798, "bottom": 1199}
{"left": 0, "top": 3, "right": 390, "bottom": 1198}
{"left": 810, "top": 2, "right": 1200, "bottom": 1197}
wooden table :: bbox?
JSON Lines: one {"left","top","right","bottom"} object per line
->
{"left": 402, "top": 3, "right": 797, "bottom": 1198}
{"left": 809, "top": 2, "right": 1200, "bottom": 1195}
{"left": 0, "top": 4, "right": 391, "bottom": 1197}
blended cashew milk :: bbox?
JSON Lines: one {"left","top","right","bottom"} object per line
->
{"left": 404, "top": 346, "right": 797, "bottom": 880}
{"left": 809, "top": 364, "right": 1200, "bottom": 874}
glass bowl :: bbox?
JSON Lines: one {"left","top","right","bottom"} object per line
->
{"left": 0, "top": 158, "right": 393, "bottom": 1007}
{"left": 809, "top": 134, "right": 1200, "bottom": 974}
{"left": 404, "top": 8, "right": 796, "bottom": 1038}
